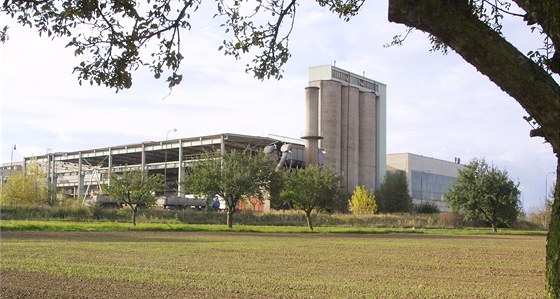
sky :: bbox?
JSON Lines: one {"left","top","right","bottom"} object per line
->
{"left": 1, "top": 1, "right": 557, "bottom": 211}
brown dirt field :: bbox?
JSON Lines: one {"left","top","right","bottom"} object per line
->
{"left": 0, "top": 231, "right": 546, "bottom": 298}
{"left": 1, "top": 268, "right": 248, "bottom": 298}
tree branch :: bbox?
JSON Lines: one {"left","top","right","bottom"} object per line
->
{"left": 388, "top": 0, "right": 560, "bottom": 154}
{"left": 513, "top": 0, "right": 560, "bottom": 50}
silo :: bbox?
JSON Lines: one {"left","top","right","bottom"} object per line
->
{"left": 302, "top": 86, "right": 322, "bottom": 167}
{"left": 307, "top": 65, "right": 386, "bottom": 191}
{"left": 358, "top": 91, "right": 377, "bottom": 190}
{"left": 340, "top": 86, "right": 349, "bottom": 191}
{"left": 347, "top": 86, "right": 360, "bottom": 191}
{"left": 341, "top": 85, "right": 360, "bottom": 192}
{"left": 318, "top": 80, "right": 342, "bottom": 174}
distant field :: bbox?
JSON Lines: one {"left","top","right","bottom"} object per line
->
{"left": 1, "top": 231, "right": 545, "bottom": 298}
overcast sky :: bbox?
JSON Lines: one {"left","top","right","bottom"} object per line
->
{"left": 1, "top": 1, "right": 557, "bottom": 211}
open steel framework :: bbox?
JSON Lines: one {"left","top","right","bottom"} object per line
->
{"left": 28, "top": 133, "right": 304, "bottom": 200}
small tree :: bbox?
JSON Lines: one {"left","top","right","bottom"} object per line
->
{"left": 376, "top": 170, "right": 412, "bottom": 213}
{"left": 0, "top": 158, "right": 48, "bottom": 206}
{"left": 528, "top": 199, "right": 553, "bottom": 230}
{"left": 444, "top": 158, "right": 521, "bottom": 232}
{"left": 280, "top": 166, "right": 340, "bottom": 230}
{"left": 183, "top": 150, "right": 280, "bottom": 228}
{"left": 348, "top": 185, "right": 377, "bottom": 215}
{"left": 107, "top": 169, "right": 164, "bottom": 226}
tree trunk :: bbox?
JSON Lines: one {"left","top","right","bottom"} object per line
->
{"left": 388, "top": 0, "right": 560, "bottom": 153}
{"left": 131, "top": 207, "right": 137, "bottom": 226}
{"left": 491, "top": 222, "right": 497, "bottom": 233}
{"left": 305, "top": 210, "right": 314, "bottom": 231}
{"left": 388, "top": 1, "right": 560, "bottom": 296}
{"left": 546, "top": 156, "right": 559, "bottom": 298}
{"left": 227, "top": 208, "right": 234, "bottom": 228}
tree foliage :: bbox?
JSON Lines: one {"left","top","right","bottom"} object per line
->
{"left": 376, "top": 170, "right": 412, "bottom": 213}
{"left": 0, "top": 159, "right": 48, "bottom": 206}
{"left": 183, "top": 150, "right": 280, "bottom": 228}
{"left": 444, "top": 158, "right": 521, "bottom": 232}
{"left": 107, "top": 169, "right": 164, "bottom": 226}
{"left": 388, "top": 0, "right": 559, "bottom": 155}
{"left": 279, "top": 165, "right": 340, "bottom": 230}
{"left": 348, "top": 185, "right": 377, "bottom": 215}
{"left": 1, "top": 0, "right": 364, "bottom": 90}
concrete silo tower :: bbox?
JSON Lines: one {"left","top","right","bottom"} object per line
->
{"left": 301, "top": 86, "right": 324, "bottom": 167}
{"left": 303, "top": 65, "right": 387, "bottom": 192}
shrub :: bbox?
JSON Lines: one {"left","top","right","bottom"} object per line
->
{"left": 348, "top": 185, "right": 377, "bottom": 214}
{"left": 416, "top": 202, "right": 440, "bottom": 214}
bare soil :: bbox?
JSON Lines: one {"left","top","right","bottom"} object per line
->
{"left": 1, "top": 231, "right": 546, "bottom": 298}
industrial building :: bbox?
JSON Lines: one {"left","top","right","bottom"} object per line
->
{"left": 386, "top": 153, "right": 465, "bottom": 212}
{"left": 305, "top": 65, "right": 387, "bottom": 192}
{"left": 7, "top": 65, "right": 388, "bottom": 202}
{"left": 23, "top": 134, "right": 304, "bottom": 200}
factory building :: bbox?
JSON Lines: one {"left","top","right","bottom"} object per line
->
{"left": 25, "top": 133, "right": 304, "bottom": 201}
{"left": 8, "top": 65, "right": 388, "bottom": 202}
{"left": 386, "top": 153, "right": 465, "bottom": 212}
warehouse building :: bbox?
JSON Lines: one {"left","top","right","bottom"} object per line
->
{"left": 386, "top": 153, "right": 465, "bottom": 212}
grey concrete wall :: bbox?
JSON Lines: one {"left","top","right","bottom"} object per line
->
{"left": 341, "top": 85, "right": 360, "bottom": 192}
{"left": 358, "top": 91, "right": 376, "bottom": 190}
{"left": 317, "top": 80, "right": 342, "bottom": 174}
{"left": 303, "top": 86, "right": 321, "bottom": 167}
{"left": 340, "top": 86, "right": 349, "bottom": 191}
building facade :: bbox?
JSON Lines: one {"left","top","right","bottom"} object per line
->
{"left": 0, "top": 162, "right": 24, "bottom": 189}
{"left": 386, "top": 153, "right": 464, "bottom": 212}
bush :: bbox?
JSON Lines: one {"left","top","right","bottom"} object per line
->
{"left": 348, "top": 185, "right": 377, "bottom": 214}
{"left": 416, "top": 202, "right": 440, "bottom": 214}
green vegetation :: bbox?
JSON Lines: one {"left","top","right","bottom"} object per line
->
{"left": 0, "top": 204, "right": 547, "bottom": 231}
{"left": 108, "top": 169, "right": 165, "bottom": 226}
{"left": 376, "top": 170, "right": 412, "bottom": 213}
{"left": 184, "top": 150, "right": 281, "bottom": 228}
{"left": 348, "top": 185, "right": 377, "bottom": 215}
{"left": 0, "top": 158, "right": 49, "bottom": 205}
{"left": 415, "top": 202, "right": 440, "bottom": 214}
{"left": 279, "top": 166, "right": 341, "bottom": 230}
{"left": 445, "top": 158, "right": 522, "bottom": 232}
{"left": 1, "top": 231, "right": 546, "bottom": 298}
{"left": 0, "top": 220, "right": 548, "bottom": 236}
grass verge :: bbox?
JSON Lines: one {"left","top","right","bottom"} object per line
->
{"left": 0, "top": 220, "right": 547, "bottom": 235}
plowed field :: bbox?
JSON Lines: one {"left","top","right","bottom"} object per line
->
{"left": 1, "top": 231, "right": 546, "bottom": 298}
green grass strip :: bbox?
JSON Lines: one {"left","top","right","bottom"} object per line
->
{"left": 0, "top": 220, "right": 547, "bottom": 236}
